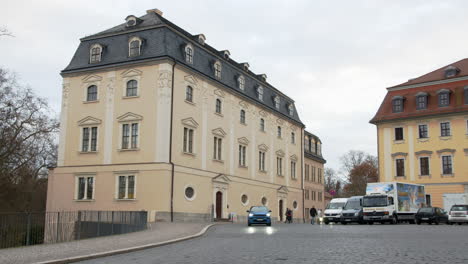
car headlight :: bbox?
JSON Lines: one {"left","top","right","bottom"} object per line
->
{"left": 266, "top": 213, "right": 271, "bottom": 217}
{"left": 249, "top": 213, "right": 253, "bottom": 217}
{"left": 355, "top": 212, "right": 359, "bottom": 216}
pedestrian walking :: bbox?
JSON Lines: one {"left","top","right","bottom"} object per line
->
{"left": 286, "top": 208, "right": 293, "bottom": 223}
{"left": 310, "top": 206, "right": 318, "bottom": 225}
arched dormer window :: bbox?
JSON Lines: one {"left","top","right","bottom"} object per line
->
{"left": 257, "top": 86, "right": 264, "bottom": 101}
{"left": 238, "top": 75, "right": 245, "bottom": 91}
{"left": 185, "top": 44, "right": 194, "bottom": 64}
{"left": 437, "top": 89, "right": 451, "bottom": 107}
{"left": 444, "top": 66, "right": 460, "bottom": 78}
{"left": 392, "top": 96, "right": 404, "bottom": 113}
{"left": 240, "top": 110, "right": 246, "bottom": 124}
{"left": 89, "top": 44, "right": 102, "bottom": 64}
{"left": 274, "top": 96, "right": 281, "bottom": 109}
{"left": 415, "top": 92, "right": 428, "bottom": 110}
{"left": 129, "top": 37, "right": 142, "bottom": 57}
{"left": 126, "top": 80, "right": 138, "bottom": 97}
{"left": 288, "top": 104, "right": 294, "bottom": 116}
{"left": 214, "top": 61, "right": 222, "bottom": 79}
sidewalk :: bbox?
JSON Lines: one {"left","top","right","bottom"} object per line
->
{"left": 0, "top": 222, "right": 213, "bottom": 264}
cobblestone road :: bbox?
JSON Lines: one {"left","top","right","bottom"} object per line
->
{"left": 79, "top": 223, "right": 468, "bottom": 264}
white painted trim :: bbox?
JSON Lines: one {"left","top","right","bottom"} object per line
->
{"left": 184, "top": 184, "right": 196, "bottom": 201}
{"left": 440, "top": 154, "right": 455, "bottom": 175}
{"left": 418, "top": 156, "right": 431, "bottom": 176}
{"left": 114, "top": 174, "right": 138, "bottom": 200}
{"left": 394, "top": 157, "right": 406, "bottom": 177}
{"left": 240, "top": 193, "right": 249, "bottom": 206}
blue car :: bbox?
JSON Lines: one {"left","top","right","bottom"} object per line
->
{"left": 247, "top": 206, "right": 272, "bottom": 226}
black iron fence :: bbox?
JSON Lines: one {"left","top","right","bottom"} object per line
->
{"left": 0, "top": 210, "right": 147, "bottom": 249}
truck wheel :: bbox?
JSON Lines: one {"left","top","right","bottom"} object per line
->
{"left": 391, "top": 215, "right": 398, "bottom": 225}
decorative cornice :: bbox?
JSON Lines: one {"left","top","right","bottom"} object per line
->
{"left": 78, "top": 116, "right": 102, "bottom": 126}
{"left": 415, "top": 150, "right": 433, "bottom": 156}
{"left": 181, "top": 117, "right": 199, "bottom": 128}
{"left": 237, "top": 137, "right": 249, "bottom": 145}
{"left": 117, "top": 112, "right": 143, "bottom": 122}
{"left": 212, "top": 128, "right": 226, "bottom": 137}
{"left": 391, "top": 152, "right": 408, "bottom": 158}
{"left": 258, "top": 144, "right": 269, "bottom": 152}
{"left": 275, "top": 149, "right": 285, "bottom": 157}
{"left": 436, "top": 148, "right": 456, "bottom": 154}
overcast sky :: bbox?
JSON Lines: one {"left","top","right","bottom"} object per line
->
{"left": 2, "top": 0, "right": 468, "bottom": 175}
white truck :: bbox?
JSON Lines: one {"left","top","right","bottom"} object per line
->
{"left": 362, "top": 182, "right": 426, "bottom": 224}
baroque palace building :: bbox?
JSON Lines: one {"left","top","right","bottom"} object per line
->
{"left": 46, "top": 9, "right": 326, "bottom": 222}
{"left": 371, "top": 59, "right": 468, "bottom": 209}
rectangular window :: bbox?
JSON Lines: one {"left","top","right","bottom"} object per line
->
{"left": 76, "top": 176, "right": 94, "bottom": 200}
{"left": 416, "top": 96, "right": 427, "bottom": 110}
{"left": 418, "top": 124, "right": 428, "bottom": 139}
{"left": 277, "top": 157, "right": 283, "bottom": 176}
{"left": 131, "top": 123, "right": 138, "bottom": 148}
{"left": 122, "top": 124, "right": 129, "bottom": 149}
{"left": 305, "top": 164, "right": 309, "bottom": 181}
{"left": 118, "top": 175, "right": 135, "bottom": 199}
{"left": 213, "top": 137, "right": 222, "bottom": 160}
{"left": 465, "top": 88, "right": 468, "bottom": 104}
{"left": 395, "top": 127, "right": 404, "bottom": 141}
{"left": 442, "top": 156, "right": 453, "bottom": 175}
{"left": 239, "top": 145, "right": 246, "bottom": 167}
{"left": 439, "top": 93, "right": 450, "bottom": 107}
{"left": 396, "top": 159, "right": 405, "bottom": 177}
{"left": 440, "top": 122, "right": 451, "bottom": 137}
{"left": 291, "top": 161, "right": 296, "bottom": 179}
{"left": 291, "top": 132, "right": 295, "bottom": 144}
{"left": 259, "top": 151, "right": 266, "bottom": 171}
{"left": 318, "top": 168, "right": 322, "bottom": 183}
{"left": 420, "top": 157, "right": 430, "bottom": 176}
{"left": 122, "top": 123, "right": 138, "bottom": 149}
{"left": 318, "top": 192, "right": 322, "bottom": 201}
{"left": 82, "top": 127, "right": 90, "bottom": 152}
{"left": 183, "top": 128, "right": 194, "bottom": 153}
{"left": 305, "top": 190, "right": 309, "bottom": 200}
{"left": 312, "top": 167, "right": 316, "bottom": 182}
{"left": 392, "top": 99, "right": 403, "bottom": 113}
{"left": 82, "top": 127, "right": 98, "bottom": 152}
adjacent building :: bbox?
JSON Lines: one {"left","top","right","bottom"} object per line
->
{"left": 303, "top": 131, "right": 326, "bottom": 219}
{"left": 371, "top": 59, "right": 468, "bottom": 209}
{"left": 46, "top": 9, "right": 325, "bottom": 222}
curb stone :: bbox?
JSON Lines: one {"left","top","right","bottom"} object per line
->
{"left": 34, "top": 224, "right": 216, "bottom": 264}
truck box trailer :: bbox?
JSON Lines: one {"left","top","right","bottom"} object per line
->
{"left": 363, "top": 182, "right": 426, "bottom": 224}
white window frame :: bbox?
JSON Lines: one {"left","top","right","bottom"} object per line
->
{"left": 86, "top": 85, "right": 98, "bottom": 102}
{"left": 185, "top": 44, "right": 194, "bottom": 64}
{"left": 184, "top": 185, "right": 196, "bottom": 201}
{"left": 418, "top": 156, "right": 430, "bottom": 176}
{"left": 119, "top": 122, "right": 140, "bottom": 150}
{"left": 213, "top": 136, "right": 223, "bottom": 161}
{"left": 440, "top": 121, "right": 451, "bottom": 137}
{"left": 115, "top": 174, "right": 137, "bottom": 200}
{"left": 417, "top": 123, "right": 429, "bottom": 139}
{"left": 214, "top": 61, "right": 222, "bottom": 79}
{"left": 238, "top": 75, "right": 245, "bottom": 91}
{"left": 257, "top": 86, "right": 264, "bottom": 101}
{"left": 274, "top": 96, "right": 280, "bottom": 109}
{"left": 75, "top": 174, "right": 95, "bottom": 201}
{"left": 291, "top": 161, "right": 296, "bottom": 179}
{"left": 288, "top": 105, "right": 294, "bottom": 116}
{"left": 277, "top": 156, "right": 283, "bottom": 176}
{"left": 128, "top": 37, "right": 142, "bottom": 57}
{"left": 183, "top": 127, "right": 195, "bottom": 154}
{"left": 125, "top": 79, "right": 139, "bottom": 97}
{"left": 259, "top": 151, "right": 266, "bottom": 172}
{"left": 238, "top": 144, "right": 247, "bottom": 167}
{"left": 89, "top": 44, "right": 102, "bottom": 64}
{"left": 80, "top": 126, "right": 99, "bottom": 152}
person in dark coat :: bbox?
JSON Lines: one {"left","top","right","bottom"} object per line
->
{"left": 310, "top": 206, "right": 318, "bottom": 225}
{"left": 286, "top": 208, "right": 293, "bottom": 223}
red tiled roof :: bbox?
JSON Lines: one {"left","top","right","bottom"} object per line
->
{"left": 370, "top": 80, "right": 468, "bottom": 124}
{"left": 390, "top": 58, "right": 468, "bottom": 88}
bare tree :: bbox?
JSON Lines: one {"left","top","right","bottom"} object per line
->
{"left": 324, "top": 168, "right": 344, "bottom": 197}
{"left": 339, "top": 150, "right": 379, "bottom": 197}
{"left": 0, "top": 68, "right": 58, "bottom": 212}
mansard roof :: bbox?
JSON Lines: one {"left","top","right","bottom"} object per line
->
{"left": 62, "top": 9, "right": 303, "bottom": 125}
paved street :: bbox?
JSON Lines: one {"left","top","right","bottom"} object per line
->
{"left": 79, "top": 223, "right": 468, "bottom": 264}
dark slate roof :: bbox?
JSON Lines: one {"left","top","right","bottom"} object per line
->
{"left": 63, "top": 10, "right": 303, "bottom": 125}
{"left": 304, "top": 130, "right": 326, "bottom": 163}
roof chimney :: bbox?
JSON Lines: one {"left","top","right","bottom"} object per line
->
{"left": 147, "top": 8, "right": 163, "bottom": 16}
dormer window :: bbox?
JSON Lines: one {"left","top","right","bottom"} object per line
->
{"left": 125, "top": 16, "right": 138, "bottom": 27}
{"left": 129, "top": 37, "right": 142, "bottom": 57}
{"left": 241, "top": 63, "right": 250, "bottom": 71}
{"left": 257, "top": 86, "right": 264, "bottom": 101}
{"left": 444, "top": 66, "right": 460, "bottom": 78}
{"left": 274, "top": 96, "right": 280, "bottom": 109}
{"left": 259, "top": 74, "right": 267, "bottom": 82}
{"left": 416, "top": 92, "right": 428, "bottom": 110}
{"left": 196, "top": 34, "right": 206, "bottom": 45}
{"left": 288, "top": 104, "right": 294, "bottom": 116}
{"left": 221, "top": 50, "right": 230, "bottom": 60}
{"left": 237, "top": 75, "right": 245, "bottom": 91}
{"left": 89, "top": 44, "right": 102, "bottom": 64}
{"left": 214, "top": 61, "right": 222, "bottom": 79}
{"left": 392, "top": 96, "right": 404, "bottom": 113}
{"left": 437, "top": 89, "right": 450, "bottom": 107}
{"left": 185, "top": 44, "right": 194, "bottom": 64}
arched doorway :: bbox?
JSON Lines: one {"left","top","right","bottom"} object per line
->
{"left": 216, "top": 191, "right": 223, "bottom": 219}
{"left": 279, "top": 199, "right": 284, "bottom": 222}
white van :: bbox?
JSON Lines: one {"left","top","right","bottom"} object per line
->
{"left": 324, "top": 198, "right": 348, "bottom": 224}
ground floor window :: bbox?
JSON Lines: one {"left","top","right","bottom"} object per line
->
{"left": 117, "top": 175, "right": 135, "bottom": 199}
{"left": 76, "top": 175, "right": 94, "bottom": 200}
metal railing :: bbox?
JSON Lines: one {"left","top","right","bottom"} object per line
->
{"left": 0, "top": 210, "right": 147, "bottom": 249}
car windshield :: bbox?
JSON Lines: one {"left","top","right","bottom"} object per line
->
{"left": 344, "top": 200, "right": 361, "bottom": 210}
{"left": 362, "top": 196, "right": 387, "bottom": 207}
{"left": 326, "top": 202, "right": 345, "bottom": 209}
{"left": 418, "top": 208, "right": 433, "bottom": 213}
{"left": 451, "top": 205, "right": 468, "bottom": 211}
{"left": 250, "top": 206, "right": 268, "bottom": 213}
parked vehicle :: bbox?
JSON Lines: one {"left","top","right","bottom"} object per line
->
{"left": 415, "top": 207, "right": 448, "bottom": 225}
{"left": 443, "top": 193, "right": 468, "bottom": 212}
{"left": 340, "top": 196, "right": 364, "bottom": 225}
{"left": 323, "top": 198, "right": 348, "bottom": 224}
{"left": 448, "top": 204, "right": 468, "bottom": 225}
{"left": 246, "top": 206, "right": 271, "bottom": 226}
{"left": 363, "top": 182, "right": 426, "bottom": 224}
